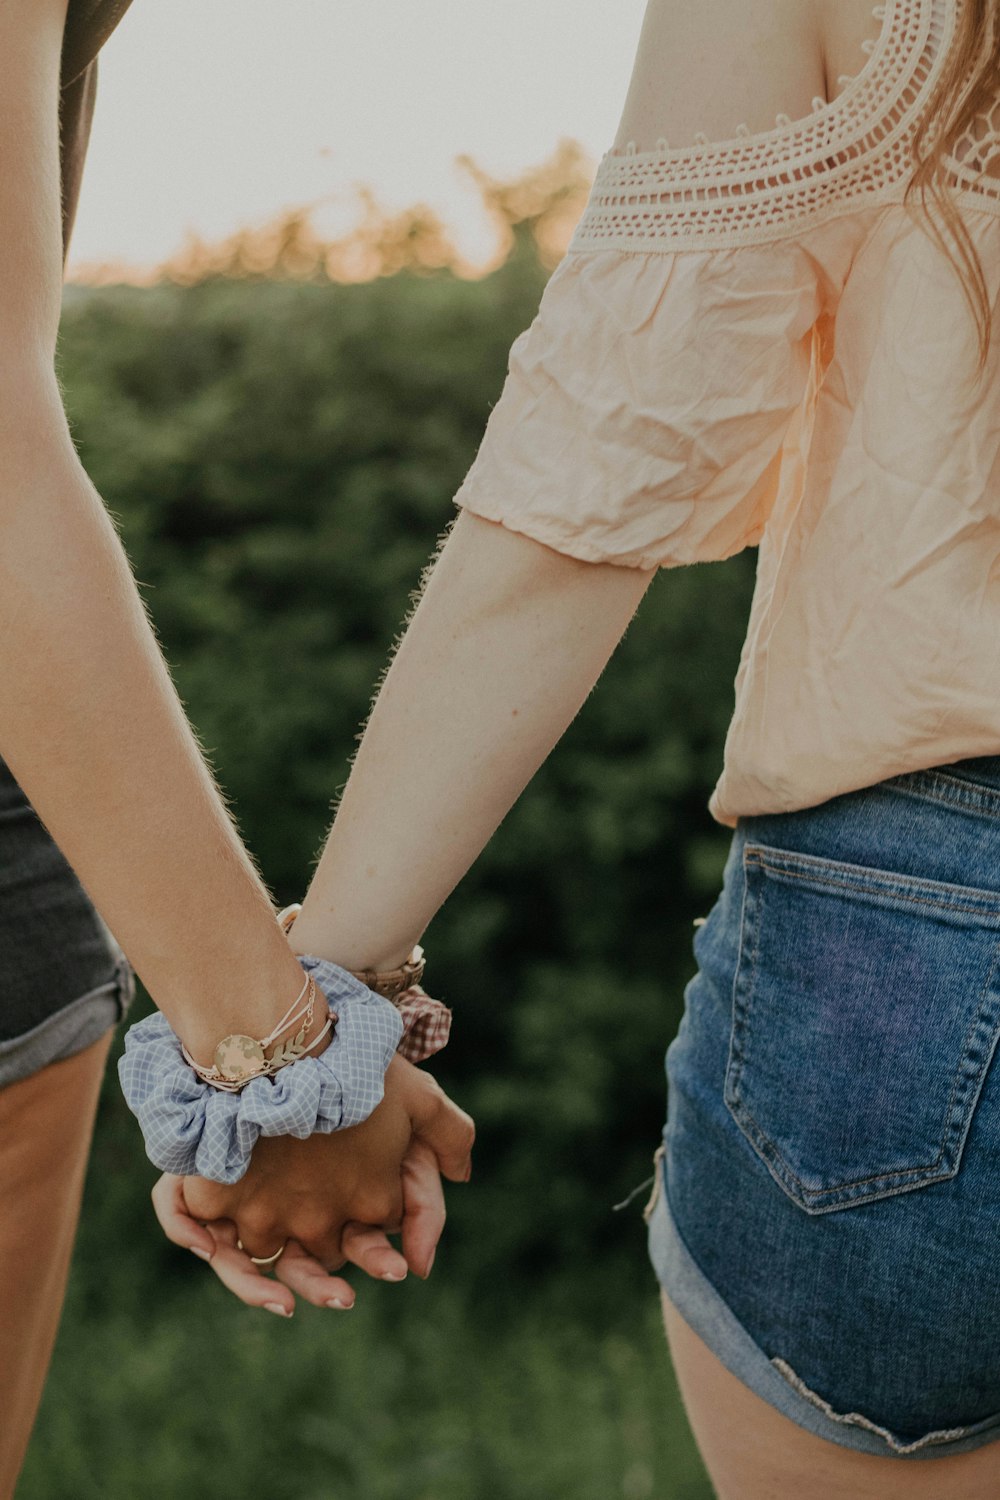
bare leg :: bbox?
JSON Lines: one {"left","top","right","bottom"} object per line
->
{"left": 0, "top": 1033, "right": 111, "bottom": 1500}
{"left": 661, "top": 1291, "right": 1000, "bottom": 1500}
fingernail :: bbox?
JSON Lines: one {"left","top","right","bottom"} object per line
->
{"left": 381, "top": 1271, "right": 406, "bottom": 1283}
{"left": 425, "top": 1249, "right": 436, "bottom": 1277}
{"left": 463, "top": 1161, "right": 472, "bottom": 1182}
{"left": 325, "top": 1297, "right": 353, "bottom": 1310}
{"left": 190, "top": 1246, "right": 212, "bottom": 1262}
{"left": 264, "top": 1302, "right": 293, "bottom": 1318}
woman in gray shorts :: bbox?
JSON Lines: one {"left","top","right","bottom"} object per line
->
{"left": 0, "top": 5, "right": 472, "bottom": 1492}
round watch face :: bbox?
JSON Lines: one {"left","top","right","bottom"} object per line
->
{"left": 214, "top": 1034, "right": 267, "bottom": 1082}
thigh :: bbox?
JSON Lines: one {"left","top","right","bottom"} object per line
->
{"left": 0, "top": 1031, "right": 111, "bottom": 1500}
{"left": 0, "top": 758, "right": 130, "bottom": 1498}
{"left": 661, "top": 1291, "right": 1000, "bottom": 1500}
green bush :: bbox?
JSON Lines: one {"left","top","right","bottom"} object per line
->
{"left": 57, "top": 247, "right": 754, "bottom": 1291}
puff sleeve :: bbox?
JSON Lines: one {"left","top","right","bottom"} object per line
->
{"left": 452, "top": 239, "right": 823, "bottom": 570}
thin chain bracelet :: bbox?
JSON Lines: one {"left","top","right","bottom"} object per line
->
{"left": 180, "top": 973, "right": 334, "bottom": 1091}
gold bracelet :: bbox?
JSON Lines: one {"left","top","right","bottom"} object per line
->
{"left": 277, "top": 904, "right": 426, "bottom": 1000}
{"left": 180, "top": 973, "right": 334, "bottom": 1091}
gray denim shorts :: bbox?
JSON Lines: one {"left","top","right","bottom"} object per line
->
{"left": 649, "top": 752, "right": 1000, "bottom": 1460}
{"left": 0, "top": 757, "right": 134, "bottom": 1089}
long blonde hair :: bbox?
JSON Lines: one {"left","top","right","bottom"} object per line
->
{"left": 906, "top": 0, "right": 1000, "bottom": 371}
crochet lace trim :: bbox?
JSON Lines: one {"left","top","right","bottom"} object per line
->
{"left": 944, "top": 85, "right": 1000, "bottom": 194}
{"left": 570, "top": 0, "right": 998, "bottom": 252}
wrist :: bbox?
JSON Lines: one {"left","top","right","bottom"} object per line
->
{"left": 119, "top": 961, "right": 406, "bottom": 1183}
{"left": 173, "top": 937, "right": 320, "bottom": 1070}
{"left": 280, "top": 902, "right": 420, "bottom": 977}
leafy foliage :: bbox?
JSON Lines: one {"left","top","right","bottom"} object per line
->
{"left": 35, "top": 209, "right": 757, "bottom": 1495}
{"left": 22, "top": 1277, "right": 712, "bottom": 1500}
{"left": 58, "top": 230, "right": 756, "bottom": 1291}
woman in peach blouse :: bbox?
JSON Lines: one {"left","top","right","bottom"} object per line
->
{"left": 179, "top": 0, "right": 1000, "bottom": 1492}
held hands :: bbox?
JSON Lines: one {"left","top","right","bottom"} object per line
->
{"left": 152, "top": 1055, "right": 474, "bottom": 1315}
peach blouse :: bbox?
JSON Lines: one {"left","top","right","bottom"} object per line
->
{"left": 453, "top": 0, "right": 1000, "bottom": 828}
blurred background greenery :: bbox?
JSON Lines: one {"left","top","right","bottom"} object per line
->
{"left": 20, "top": 155, "right": 758, "bottom": 1499}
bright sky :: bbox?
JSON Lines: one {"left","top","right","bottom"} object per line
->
{"left": 67, "top": 0, "right": 648, "bottom": 279}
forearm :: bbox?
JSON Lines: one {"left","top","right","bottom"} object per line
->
{"left": 0, "top": 384, "right": 306, "bottom": 1061}
{"left": 289, "top": 510, "right": 655, "bottom": 969}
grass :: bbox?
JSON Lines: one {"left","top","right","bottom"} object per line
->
{"left": 20, "top": 1246, "right": 712, "bottom": 1500}
{"left": 18, "top": 1053, "right": 713, "bottom": 1500}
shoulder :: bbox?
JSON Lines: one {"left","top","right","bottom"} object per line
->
{"left": 613, "top": 0, "right": 827, "bottom": 155}
{"left": 814, "top": 0, "right": 895, "bottom": 100}
{"left": 578, "top": 0, "right": 933, "bottom": 255}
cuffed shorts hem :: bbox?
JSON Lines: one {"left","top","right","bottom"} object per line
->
{"left": 0, "top": 954, "right": 135, "bottom": 1090}
{"left": 646, "top": 1152, "right": 1000, "bottom": 1461}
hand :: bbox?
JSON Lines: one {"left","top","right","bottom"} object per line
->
{"left": 151, "top": 1055, "right": 474, "bottom": 1315}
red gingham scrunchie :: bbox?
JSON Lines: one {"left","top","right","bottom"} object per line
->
{"left": 277, "top": 903, "right": 451, "bottom": 1063}
{"left": 393, "top": 984, "right": 452, "bottom": 1063}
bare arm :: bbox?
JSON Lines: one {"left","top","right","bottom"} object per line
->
{"left": 185, "top": 0, "right": 819, "bottom": 970}
{"left": 288, "top": 511, "right": 655, "bottom": 968}
{"left": 2, "top": 0, "right": 472, "bottom": 1305}
{"left": 0, "top": 0, "right": 308, "bottom": 1063}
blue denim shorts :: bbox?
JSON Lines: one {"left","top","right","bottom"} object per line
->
{"left": 648, "top": 753, "right": 1000, "bottom": 1460}
{"left": 0, "top": 757, "right": 134, "bottom": 1089}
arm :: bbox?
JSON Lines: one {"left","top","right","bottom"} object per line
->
{"left": 168, "top": 510, "right": 643, "bottom": 1304}
{"left": 0, "top": 0, "right": 312, "bottom": 1063}
{"left": 2, "top": 0, "right": 470, "bottom": 1309}
{"left": 284, "top": 0, "right": 820, "bottom": 960}
{"left": 288, "top": 510, "right": 655, "bottom": 968}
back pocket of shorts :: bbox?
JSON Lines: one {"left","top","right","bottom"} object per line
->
{"left": 724, "top": 842, "right": 1000, "bottom": 1214}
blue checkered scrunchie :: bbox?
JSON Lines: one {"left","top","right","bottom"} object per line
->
{"left": 117, "top": 956, "right": 404, "bottom": 1185}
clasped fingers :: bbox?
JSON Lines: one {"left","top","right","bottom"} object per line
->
{"left": 151, "top": 1173, "right": 356, "bottom": 1316}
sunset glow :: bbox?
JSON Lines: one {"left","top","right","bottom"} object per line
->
{"left": 67, "top": 0, "right": 647, "bottom": 282}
